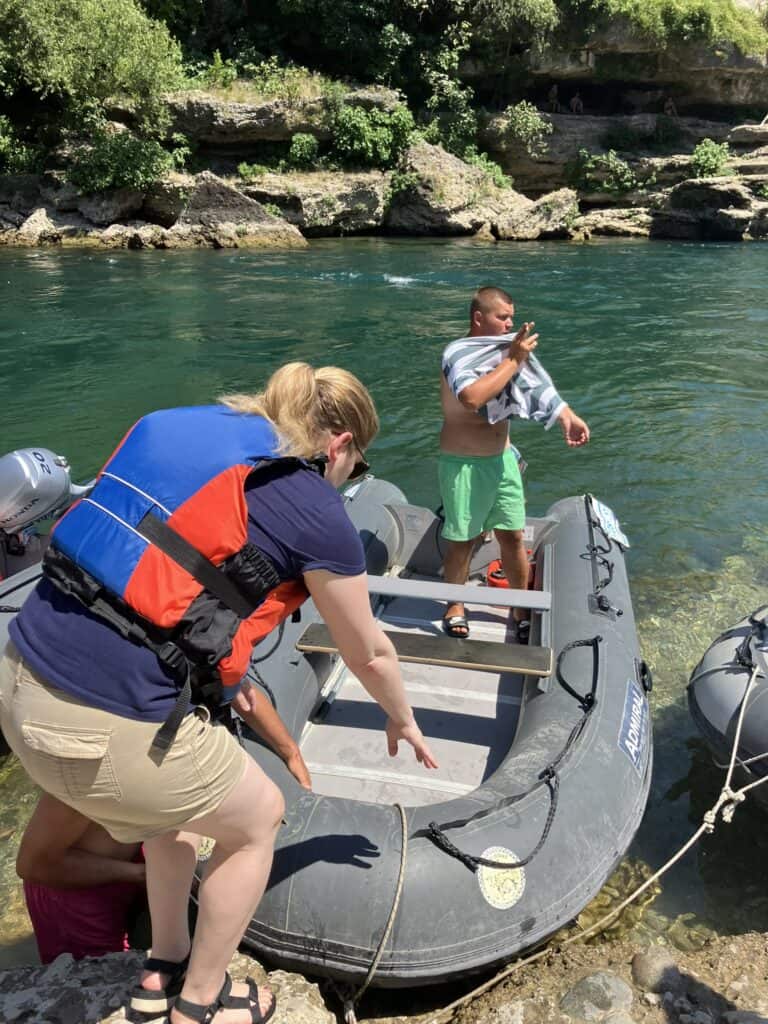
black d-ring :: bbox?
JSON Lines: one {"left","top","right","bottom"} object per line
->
{"left": 638, "top": 659, "right": 653, "bottom": 693}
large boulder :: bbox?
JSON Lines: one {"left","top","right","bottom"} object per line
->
{"left": 14, "top": 208, "right": 62, "bottom": 246}
{"left": 667, "top": 176, "right": 754, "bottom": 210}
{"left": 169, "top": 171, "right": 307, "bottom": 248}
{"left": 384, "top": 140, "right": 505, "bottom": 235}
{"left": 385, "top": 142, "right": 581, "bottom": 239}
{"left": 574, "top": 206, "right": 653, "bottom": 238}
{"left": 495, "top": 188, "right": 579, "bottom": 239}
{"left": 651, "top": 175, "right": 768, "bottom": 240}
{"left": 142, "top": 178, "right": 189, "bottom": 227}
{"left": 76, "top": 188, "right": 145, "bottom": 226}
{"left": 165, "top": 86, "right": 400, "bottom": 145}
{"left": 242, "top": 170, "right": 391, "bottom": 235}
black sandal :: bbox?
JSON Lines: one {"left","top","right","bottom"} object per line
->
{"left": 173, "top": 972, "right": 276, "bottom": 1024}
{"left": 514, "top": 619, "right": 531, "bottom": 644}
{"left": 130, "top": 953, "right": 190, "bottom": 1016}
{"left": 442, "top": 613, "right": 470, "bottom": 639}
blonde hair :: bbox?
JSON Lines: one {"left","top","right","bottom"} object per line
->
{"left": 220, "top": 362, "right": 379, "bottom": 459}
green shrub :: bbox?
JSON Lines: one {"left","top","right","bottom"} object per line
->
{"left": 262, "top": 202, "right": 283, "bottom": 217}
{"left": 503, "top": 101, "right": 553, "bottom": 158}
{"left": 568, "top": 148, "right": 656, "bottom": 193}
{"left": 463, "top": 148, "right": 513, "bottom": 189}
{"left": 243, "top": 56, "right": 323, "bottom": 106}
{"left": 330, "top": 103, "right": 414, "bottom": 169}
{"left": 186, "top": 49, "right": 238, "bottom": 90}
{"left": 690, "top": 138, "right": 730, "bottom": 177}
{"left": 66, "top": 130, "right": 183, "bottom": 192}
{"left": 237, "top": 161, "right": 270, "bottom": 181}
{"left": 0, "top": 116, "right": 40, "bottom": 173}
{"left": 287, "top": 133, "right": 319, "bottom": 169}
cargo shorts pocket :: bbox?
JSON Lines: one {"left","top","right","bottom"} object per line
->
{"left": 20, "top": 723, "right": 122, "bottom": 802}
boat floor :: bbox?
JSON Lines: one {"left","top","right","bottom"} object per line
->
{"left": 299, "top": 577, "right": 526, "bottom": 807}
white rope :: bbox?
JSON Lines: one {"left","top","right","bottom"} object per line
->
{"left": 420, "top": 661, "right": 767, "bottom": 1024}
{"left": 342, "top": 802, "right": 409, "bottom": 1024}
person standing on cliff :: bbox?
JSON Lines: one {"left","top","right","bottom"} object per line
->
{"left": 438, "top": 286, "right": 590, "bottom": 641}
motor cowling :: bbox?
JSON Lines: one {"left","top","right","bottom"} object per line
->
{"left": 0, "top": 448, "right": 75, "bottom": 534}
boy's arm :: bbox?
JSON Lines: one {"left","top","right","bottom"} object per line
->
{"left": 557, "top": 405, "right": 590, "bottom": 446}
{"left": 16, "top": 794, "right": 145, "bottom": 888}
{"left": 232, "top": 681, "right": 312, "bottom": 789}
{"left": 455, "top": 324, "right": 539, "bottom": 412}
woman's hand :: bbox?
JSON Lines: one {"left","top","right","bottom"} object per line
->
{"left": 386, "top": 718, "right": 439, "bottom": 769}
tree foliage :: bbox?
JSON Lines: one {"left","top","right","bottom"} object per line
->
{"left": 503, "top": 100, "right": 553, "bottom": 157}
{"left": 0, "top": 0, "right": 184, "bottom": 133}
{"left": 580, "top": 0, "right": 768, "bottom": 54}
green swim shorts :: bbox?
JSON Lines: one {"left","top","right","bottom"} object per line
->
{"left": 438, "top": 448, "right": 525, "bottom": 542}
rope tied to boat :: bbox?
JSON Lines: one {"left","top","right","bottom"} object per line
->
{"left": 703, "top": 785, "right": 745, "bottom": 830}
{"left": 339, "top": 802, "right": 408, "bottom": 1024}
{"left": 422, "top": 659, "right": 768, "bottom": 1024}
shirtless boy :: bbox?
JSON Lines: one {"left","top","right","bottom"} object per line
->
{"left": 439, "top": 286, "right": 590, "bottom": 640}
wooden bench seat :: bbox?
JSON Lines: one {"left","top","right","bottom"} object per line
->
{"left": 296, "top": 622, "right": 553, "bottom": 678}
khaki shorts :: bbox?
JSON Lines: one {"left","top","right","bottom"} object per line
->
{"left": 0, "top": 643, "right": 247, "bottom": 843}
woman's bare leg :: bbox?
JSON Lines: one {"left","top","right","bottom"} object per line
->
{"left": 170, "top": 758, "right": 284, "bottom": 1024}
{"left": 139, "top": 831, "right": 200, "bottom": 991}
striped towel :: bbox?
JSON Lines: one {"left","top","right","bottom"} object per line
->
{"left": 442, "top": 335, "right": 566, "bottom": 427}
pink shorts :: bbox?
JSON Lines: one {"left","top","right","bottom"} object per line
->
{"left": 24, "top": 876, "right": 145, "bottom": 963}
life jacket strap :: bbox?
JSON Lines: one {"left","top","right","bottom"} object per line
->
{"left": 152, "top": 669, "right": 192, "bottom": 752}
{"left": 137, "top": 511, "right": 266, "bottom": 619}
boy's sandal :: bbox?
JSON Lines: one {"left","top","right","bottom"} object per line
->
{"left": 515, "top": 619, "right": 531, "bottom": 644}
{"left": 130, "top": 953, "right": 190, "bottom": 1015}
{"left": 442, "top": 614, "right": 470, "bottom": 639}
{"left": 173, "top": 972, "right": 276, "bottom": 1024}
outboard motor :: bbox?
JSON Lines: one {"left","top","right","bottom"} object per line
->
{"left": 0, "top": 447, "right": 91, "bottom": 579}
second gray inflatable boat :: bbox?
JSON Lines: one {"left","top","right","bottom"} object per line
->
{"left": 688, "top": 607, "right": 768, "bottom": 811}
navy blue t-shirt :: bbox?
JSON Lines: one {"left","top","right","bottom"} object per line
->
{"left": 9, "top": 466, "right": 365, "bottom": 722}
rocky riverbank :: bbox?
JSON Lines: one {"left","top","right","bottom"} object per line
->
{"left": 3, "top": 931, "right": 768, "bottom": 1024}
{"left": 2, "top": 84, "right": 768, "bottom": 250}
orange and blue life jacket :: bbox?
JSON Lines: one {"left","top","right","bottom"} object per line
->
{"left": 43, "top": 405, "right": 316, "bottom": 748}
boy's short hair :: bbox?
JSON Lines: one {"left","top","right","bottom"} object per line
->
{"left": 470, "top": 286, "right": 513, "bottom": 318}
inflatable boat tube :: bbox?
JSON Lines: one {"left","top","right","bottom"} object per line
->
{"left": 688, "top": 607, "right": 768, "bottom": 811}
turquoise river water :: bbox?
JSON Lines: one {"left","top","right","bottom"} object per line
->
{"left": 0, "top": 239, "right": 766, "bottom": 971}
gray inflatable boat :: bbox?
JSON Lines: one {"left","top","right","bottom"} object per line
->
{"left": 688, "top": 608, "right": 768, "bottom": 811}
{"left": 0, "top": 474, "right": 652, "bottom": 988}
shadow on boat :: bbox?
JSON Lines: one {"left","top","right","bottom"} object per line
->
{"left": 269, "top": 834, "right": 383, "bottom": 887}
